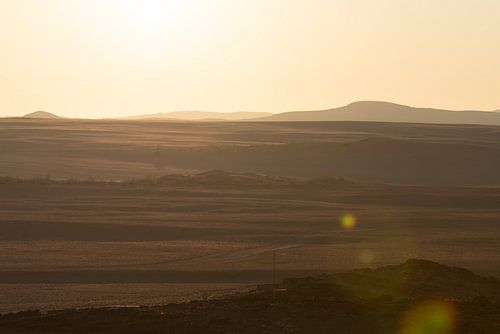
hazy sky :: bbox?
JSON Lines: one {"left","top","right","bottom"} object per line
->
{"left": 1, "top": 0, "right": 500, "bottom": 118}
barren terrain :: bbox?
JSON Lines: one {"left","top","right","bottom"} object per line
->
{"left": 1, "top": 260, "right": 499, "bottom": 333}
{"left": 1, "top": 119, "right": 500, "bottom": 185}
{"left": 1, "top": 119, "right": 499, "bottom": 313}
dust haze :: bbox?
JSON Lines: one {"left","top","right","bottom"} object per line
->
{"left": 2, "top": 0, "right": 500, "bottom": 331}
{"left": 1, "top": 117, "right": 499, "bottom": 333}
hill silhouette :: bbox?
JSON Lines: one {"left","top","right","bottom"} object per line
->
{"left": 22, "top": 111, "right": 60, "bottom": 119}
{"left": 259, "top": 101, "right": 500, "bottom": 125}
{"left": 270, "top": 259, "right": 500, "bottom": 302}
{"left": 122, "top": 111, "right": 272, "bottom": 121}
{"left": 14, "top": 104, "right": 500, "bottom": 125}
{"left": 1, "top": 259, "right": 498, "bottom": 333}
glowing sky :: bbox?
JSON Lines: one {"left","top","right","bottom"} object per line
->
{"left": 1, "top": 0, "right": 499, "bottom": 118}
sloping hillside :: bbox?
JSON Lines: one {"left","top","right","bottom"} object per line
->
{"left": 261, "top": 101, "right": 500, "bottom": 125}
{"left": 122, "top": 111, "right": 272, "bottom": 121}
{"left": 272, "top": 259, "right": 500, "bottom": 301}
{"left": 23, "top": 111, "right": 61, "bottom": 119}
{"left": 1, "top": 260, "right": 498, "bottom": 333}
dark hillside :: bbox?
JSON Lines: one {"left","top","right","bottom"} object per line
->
{"left": 1, "top": 260, "right": 498, "bottom": 333}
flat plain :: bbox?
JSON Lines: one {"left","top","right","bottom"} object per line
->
{"left": 1, "top": 118, "right": 500, "bottom": 185}
{"left": 1, "top": 119, "right": 499, "bottom": 312}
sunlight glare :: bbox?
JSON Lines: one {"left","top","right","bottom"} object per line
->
{"left": 340, "top": 214, "right": 357, "bottom": 230}
{"left": 399, "top": 299, "right": 457, "bottom": 334}
{"left": 97, "top": 0, "right": 208, "bottom": 41}
{"left": 118, "top": 0, "right": 181, "bottom": 28}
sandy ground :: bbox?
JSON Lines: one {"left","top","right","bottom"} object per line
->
{"left": 1, "top": 119, "right": 499, "bottom": 312}
{"left": 1, "top": 119, "right": 500, "bottom": 185}
{"left": 1, "top": 182, "right": 499, "bottom": 279}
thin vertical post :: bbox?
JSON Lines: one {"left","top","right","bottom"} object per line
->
{"left": 272, "top": 250, "right": 276, "bottom": 303}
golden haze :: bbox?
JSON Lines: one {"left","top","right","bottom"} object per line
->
{"left": 1, "top": 0, "right": 499, "bottom": 118}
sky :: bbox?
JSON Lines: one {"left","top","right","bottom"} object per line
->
{"left": 1, "top": 0, "right": 500, "bottom": 118}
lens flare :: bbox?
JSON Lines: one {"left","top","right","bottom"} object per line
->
{"left": 399, "top": 299, "right": 457, "bottom": 334}
{"left": 358, "top": 250, "right": 375, "bottom": 264}
{"left": 340, "top": 214, "right": 356, "bottom": 230}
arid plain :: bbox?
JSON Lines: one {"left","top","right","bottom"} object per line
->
{"left": 1, "top": 119, "right": 500, "bottom": 312}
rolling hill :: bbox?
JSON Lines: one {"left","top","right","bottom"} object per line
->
{"left": 23, "top": 111, "right": 61, "bottom": 119}
{"left": 259, "top": 101, "right": 500, "bottom": 125}
{"left": 1, "top": 260, "right": 499, "bottom": 333}
{"left": 1, "top": 119, "right": 500, "bottom": 186}
{"left": 15, "top": 103, "right": 500, "bottom": 125}
{"left": 122, "top": 111, "right": 273, "bottom": 121}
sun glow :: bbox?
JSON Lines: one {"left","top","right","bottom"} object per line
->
{"left": 104, "top": 0, "right": 189, "bottom": 33}
{"left": 95, "top": 0, "right": 210, "bottom": 42}
{"left": 73, "top": 0, "right": 225, "bottom": 75}
{"left": 2, "top": 0, "right": 500, "bottom": 118}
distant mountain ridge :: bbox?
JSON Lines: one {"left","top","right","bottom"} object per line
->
{"left": 13, "top": 103, "right": 500, "bottom": 125}
{"left": 122, "top": 111, "right": 273, "bottom": 121}
{"left": 23, "top": 111, "right": 61, "bottom": 119}
{"left": 258, "top": 101, "right": 500, "bottom": 125}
